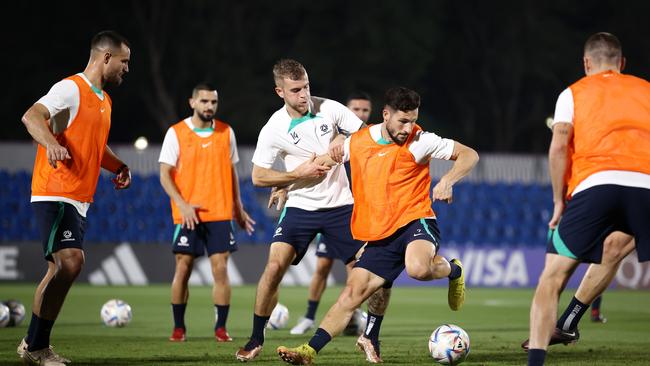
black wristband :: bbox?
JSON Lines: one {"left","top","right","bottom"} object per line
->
{"left": 115, "top": 164, "right": 128, "bottom": 175}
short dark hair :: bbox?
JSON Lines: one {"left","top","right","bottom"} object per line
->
{"left": 192, "top": 83, "right": 218, "bottom": 97}
{"left": 273, "top": 59, "right": 307, "bottom": 84}
{"left": 346, "top": 91, "right": 371, "bottom": 104}
{"left": 584, "top": 32, "right": 622, "bottom": 65}
{"left": 91, "top": 30, "right": 130, "bottom": 51}
{"left": 384, "top": 87, "right": 420, "bottom": 112}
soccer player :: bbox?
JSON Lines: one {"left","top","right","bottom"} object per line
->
{"left": 235, "top": 59, "right": 373, "bottom": 362}
{"left": 527, "top": 32, "right": 650, "bottom": 366}
{"left": 17, "top": 30, "right": 132, "bottom": 366}
{"left": 159, "top": 84, "right": 255, "bottom": 343}
{"left": 289, "top": 91, "right": 373, "bottom": 336}
{"left": 277, "top": 86, "right": 479, "bottom": 365}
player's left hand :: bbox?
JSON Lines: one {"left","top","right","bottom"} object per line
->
{"left": 268, "top": 187, "right": 288, "bottom": 211}
{"left": 112, "top": 165, "right": 131, "bottom": 190}
{"left": 328, "top": 134, "right": 346, "bottom": 163}
{"left": 235, "top": 207, "right": 256, "bottom": 235}
{"left": 432, "top": 179, "right": 453, "bottom": 203}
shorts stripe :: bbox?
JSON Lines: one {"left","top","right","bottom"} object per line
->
{"left": 46, "top": 202, "right": 65, "bottom": 257}
{"left": 551, "top": 228, "right": 577, "bottom": 259}
{"left": 419, "top": 218, "right": 436, "bottom": 242}
{"left": 173, "top": 224, "right": 182, "bottom": 243}
{"left": 277, "top": 207, "right": 287, "bottom": 224}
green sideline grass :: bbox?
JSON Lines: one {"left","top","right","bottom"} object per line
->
{"left": 1, "top": 284, "right": 649, "bottom": 365}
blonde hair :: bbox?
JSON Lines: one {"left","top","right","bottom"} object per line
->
{"left": 273, "top": 59, "right": 306, "bottom": 85}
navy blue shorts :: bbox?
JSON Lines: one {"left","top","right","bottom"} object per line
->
{"left": 354, "top": 218, "right": 441, "bottom": 287}
{"left": 33, "top": 202, "right": 86, "bottom": 262}
{"left": 547, "top": 184, "right": 650, "bottom": 263}
{"left": 314, "top": 233, "right": 357, "bottom": 262}
{"left": 273, "top": 205, "right": 363, "bottom": 265}
{"left": 172, "top": 220, "right": 237, "bottom": 257}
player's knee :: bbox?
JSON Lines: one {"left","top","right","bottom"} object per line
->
{"left": 264, "top": 260, "right": 287, "bottom": 279}
{"left": 56, "top": 255, "right": 84, "bottom": 281}
{"left": 406, "top": 262, "right": 431, "bottom": 281}
{"left": 211, "top": 263, "right": 229, "bottom": 282}
{"left": 315, "top": 263, "right": 332, "bottom": 278}
{"left": 175, "top": 262, "right": 192, "bottom": 278}
{"left": 602, "top": 235, "right": 631, "bottom": 264}
{"left": 538, "top": 268, "right": 566, "bottom": 290}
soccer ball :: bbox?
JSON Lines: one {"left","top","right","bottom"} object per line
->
{"left": 266, "top": 303, "right": 289, "bottom": 329}
{"left": 3, "top": 299, "right": 26, "bottom": 327}
{"left": 343, "top": 309, "right": 368, "bottom": 336}
{"left": 0, "top": 303, "right": 10, "bottom": 328}
{"left": 429, "top": 324, "right": 470, "bottom": 365}
{"left": 100, "top": 299, "right": 132, "bottom": 327}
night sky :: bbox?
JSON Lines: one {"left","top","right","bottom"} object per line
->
{"left": 3, "top": 0, "right": 650, "bottom": 153}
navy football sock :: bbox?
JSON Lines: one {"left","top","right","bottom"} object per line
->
{"left": 448, "top": 260, "right": 462, "bottom": 280}
{"left": 251, "top": 313, "right": 270, "bottom": 344}
{"left": 171, "top": 303, "right": 187, "bottom": 329}
{"left": 556, "top": 297, "right": 587, "bottom": 331}
{"left": 308, "top": 328, "right": 332, "bottom": 353}
{"left": 28, "top": 316, "right": 55, "bottom": 352}
{"left": 527, "top": 349, "right": 546, "bottom": 366}
{"left": 363, "top": 312, "right": 384, "bottom": 341}
{"left": 215, "top": 304, "right": 229, "bottom": 329}
{"left": 305, "top": 300, "right": 319, "bottom": 320}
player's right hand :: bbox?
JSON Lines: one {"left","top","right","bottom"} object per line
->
{"left": 293, "top": 153, "right": 331, "bottom": 179}
{"left": 180, "top": 202, "right": 201, "bottom": 230}
{"left": 46, "top": 143, "right": 71, "bottom": 168}
{"left": 432, "top": 179, "right": 453, "bottom": 203}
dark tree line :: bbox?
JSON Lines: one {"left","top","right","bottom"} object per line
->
{"left": 3, "top": 0, "right": 650, "bottom": 153}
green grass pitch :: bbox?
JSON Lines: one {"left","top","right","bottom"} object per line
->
{"left": 1, "top": 284, "right": 649, "bottom": 365}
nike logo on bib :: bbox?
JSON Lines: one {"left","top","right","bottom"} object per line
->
{"left": 202, "top": 142, "right": 212, "bottom": 148}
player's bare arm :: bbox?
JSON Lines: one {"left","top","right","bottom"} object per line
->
{"left": 159, "top": 163, "right": 201, "bottom": 230}
{"left": 328, "top": 123, "right": 365, "bottom": 163}
{"left": 432, "top": 142, "right": 479, "bottom": 203}
{"left": 251, "top": 155, "right": 330, "bottom": 187}
{"left": 21, "top": 103, "right": 71, "bottom": 168}
{"left": 232, "top": 165, "right": 256, "bottom": 235}
{"left": 102, "top": 145, "right": 131, "bottom": 190}
{"left": 547, "top": 122, "right": 573, "bottom": 228}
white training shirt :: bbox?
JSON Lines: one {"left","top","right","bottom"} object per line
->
{"left": 30, "top": 73, "right": 104, "bottom": 217}
{"left": 158, "top": 117, "right": 239, "bottom": 167}
{"left": 341, "top": 124, "right": 455, "bottom": 164}
{"left": 552, "top": 87, "right": 650, "bottom": 194}
{"left": 252, "top": 96, "right": 363, "bottom": 211}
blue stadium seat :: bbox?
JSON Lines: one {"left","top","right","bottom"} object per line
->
{"left": 2, "top": 169, "right": 555, "bottom": 247}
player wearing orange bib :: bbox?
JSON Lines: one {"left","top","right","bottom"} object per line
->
{"left": 159, "top": 84, "right": 255, "bottom": 343}
{"left": 18, "top": 31, "right": 131, "bottom": 366}
{"left": 277, "top": 87, "right": 479, "bottom": 365}
{"left": 528, "top": 32, "right": 650, "bottom": 366}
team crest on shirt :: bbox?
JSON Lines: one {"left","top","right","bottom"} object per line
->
{"left": 319, "top": 124, "right": 331, "bottom": 136}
